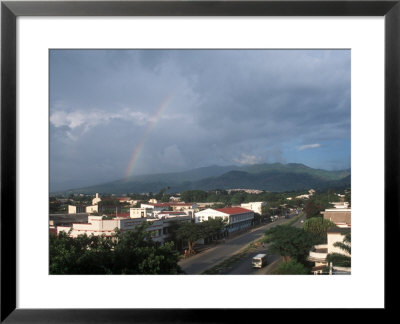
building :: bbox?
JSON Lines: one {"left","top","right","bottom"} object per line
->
{"left": 57, "top": 214, "right": 190, "bottom": 245}
{"left": 67, "top": 205, "right": 86, "bottom": 214}
{"left": 295, "top": 194, "right": 310, "bottom": 199}
{"left": 49, "top": 213, "right": 89, "bottom": 227}
{"left": 156, "top": 211, "right": 190, "bottom": 219}
{"left": 130, "top": 207, "right": 154, "bottom": 219}
{"left": 195, "top": 207, "right": 254, "bottom": 233}
{"left": 85, "top": 205, "right": 99, "bottom": 214}
{"left": 227, "top": 189, "right": 264, "bottom": 194}
{"left": 321, "top": 207, "right": 351, "bottom": 225}
{"left": 140, "top": 203, "right": 170, "bottom": 212}
{"left": 92, "top": 193, "right": 102, "bottom": 205}
{"left": 308, "top": 203, "right": 351, "bottom": 275}
{"left": 240, "top": 202, "right": 267, "bottom": 214}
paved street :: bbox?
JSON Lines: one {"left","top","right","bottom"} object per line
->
{"left": 178, "top": 215, "right": 297, "bottom": 274}
{"left": 224, "top": 213, "right": 305, "bottom": 274}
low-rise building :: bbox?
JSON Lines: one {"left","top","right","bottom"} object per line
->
{"left": 240, "top": 202, "right": 267, "bottom": 215}
{"left": 156, "top": 211, "right": 189, "bottom": 219}
{"left": 140, "top": 203, "right": 170, "bottom": 212}
{"left": 295, "top": 194, "right": 310, "bottom": 199}
{"left": 195, "top": 207, "right": 254, "bottom": 233}
{"left": 57, "top": 214, "right": 190, "bottom": 245}
{"left": 322, "top": 208, "right": 351, "bottom": 225}
{"left": 85, "top": 205, "right": 99, "bottom": 214}
{"left": 67, "top": 205, "right": 86, "bottom": 214}
{"left": 49, "top": 213, "right": 89, "bottom": 227}
{"left": 308, "top": 204, "right": 351, "bottom": 275}
{"left": 130, "top": 207, "right": 154, "bottom": 219}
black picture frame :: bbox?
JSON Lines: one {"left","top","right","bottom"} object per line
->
{"left": 1, "top": 0, "right": 398, "bottom": 322}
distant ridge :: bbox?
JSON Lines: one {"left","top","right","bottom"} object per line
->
{"left": 55, "top": 162, "right": 351, "bottom": 195}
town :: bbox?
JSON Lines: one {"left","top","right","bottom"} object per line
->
{"left": 49, "top": 187, "right": 351, "bottom": 275}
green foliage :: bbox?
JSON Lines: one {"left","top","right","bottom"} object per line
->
{"left": 264, "top": 225, "right": 318, "bottom": 262}
{"left": 175, "top": 222, "right": 204, "bottom": 254}
{"left": 49, "top": 223, "right": 182, "bottom": 274}
{"left": 302, "top": 217, "right": 336, "bottom": 243}
{"left": 273, "top": 259, "right": 310, "bottom": 275}
{"left": 180, "top": 190, "right": 208, "bottom": 203}
{"left": 304, "top": 200, "right": 323, "bottom": 218}
{"left": 174, "top": 218, "right": 227, "bottom": 254}
{"left": 201, "top": 217, "right": 227, "bottom": 240}
{"left": 326, "top": 232, "right": 351, "bottom": 268}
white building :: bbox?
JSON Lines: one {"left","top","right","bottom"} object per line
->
{"left": 195, "top": 207, "right": 254, "bottom": 233}
{"left": 140, "top": 203, "right": 170, "bottom": 212}
{"left": 308, "top": 205, "right": 351, "bottom": 275}
{"left": 295, "top": 194, "right": 310, "bottom": 199}
{"left": 130, "top": 207, "right": 154, "bottom": 219}
{"left": 156, "top": 211, "right": 189, "bottom": 219}
{"left": 57, "top": 214, "right": 190, "bottom": 245}
{"left": 67, "top": 205, "right": 86, "bottom": 214}
{"left": 240, "top": 202, "right": 267, "bottom": 215}
{"left": 85, "top": 205, "right": 99, "bottom": 214}
{"left": 92, "top": 193, "right": 102, "bottom": 205}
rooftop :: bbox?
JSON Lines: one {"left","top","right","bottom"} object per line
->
{"left": 215, "top": 207, "right": 253, "bottom": 215}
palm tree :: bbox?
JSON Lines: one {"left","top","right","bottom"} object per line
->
{"left": 326, "top": 232, "right": 351, "bottom": 271}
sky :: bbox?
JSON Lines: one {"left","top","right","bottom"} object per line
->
{"left": 50, "top": 49, "right": 351, "bottom": 192}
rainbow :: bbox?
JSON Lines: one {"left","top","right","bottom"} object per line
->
{"left": 124, "top": 94, "right": 173, "bottom": 180}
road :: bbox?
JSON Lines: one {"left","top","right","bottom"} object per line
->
{"left": 224, "top": 213, "right": 305, "bottom": 274}
{"left": 179, "top": 211, "right": 303, "bottom": 274}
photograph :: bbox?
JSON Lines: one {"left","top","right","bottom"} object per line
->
{"left": 49, "top": 49, "right": 351, "bottom": 275}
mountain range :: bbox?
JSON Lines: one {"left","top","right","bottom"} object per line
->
{"left": 55, "top": 163, "right": 351, "bottom": 195}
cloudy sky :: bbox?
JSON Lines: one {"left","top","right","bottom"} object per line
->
{"left": 50, "top": 49, "right": 350, "bottom": 192}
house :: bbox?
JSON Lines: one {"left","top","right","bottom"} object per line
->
{"left": 195, "top": 207, "right": 254, "bottom": 233}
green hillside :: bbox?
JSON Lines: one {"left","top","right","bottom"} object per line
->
{"left": 57, "top": 163, "right": 350, "bottom": 195}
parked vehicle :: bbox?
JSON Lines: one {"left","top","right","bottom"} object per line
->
{"left": 252, "top": 254, "right": 267, "bottom": 268}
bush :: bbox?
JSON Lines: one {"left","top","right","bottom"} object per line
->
{"left": 274, "top": 259, "right": 309, "bottom": 274}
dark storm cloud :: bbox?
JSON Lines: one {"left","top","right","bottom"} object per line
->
{"left": 50, "top": 49, "right": 350, "bottom": 191}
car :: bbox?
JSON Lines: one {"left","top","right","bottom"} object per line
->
{"left": 300, "top": 220, "right": 304, "bottom": 223}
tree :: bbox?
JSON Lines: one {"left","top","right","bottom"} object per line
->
{"left": 112, "top": 223, "right": 182, "bottom": 274}
{"left": 175, "top": 222, "right": 204, "bottom": 255}
{"left": 180, "top": 190, "right": 208, "bottom": 203}
{"left": 49, "top": 223, "right": 182, "bottom": 274}
{"left": 304, "top": 200, "right": 323, "bottom": 218}
{"left": 326, "top": 232, "right": 351, "bottom": 268}
{"left": 302, "top": 217, "right": 336, "bottom": 243}
{"left": 202, "top": 217, "right": 227, "bottom": 241}
{"left": 264, "top": 226, "right": 318, "bottom": 263}
{"left": 273, "top": 259, "right": 309, "bottom": 274}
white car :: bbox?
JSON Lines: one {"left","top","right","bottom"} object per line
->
{"left": 300, "top": 220, "right": 304, "bottom": 223}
